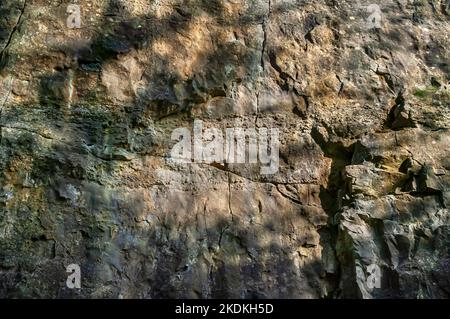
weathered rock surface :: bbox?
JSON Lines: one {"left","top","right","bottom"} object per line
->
{"left": 0, "top": 0, "right": 449, "bottom": 298}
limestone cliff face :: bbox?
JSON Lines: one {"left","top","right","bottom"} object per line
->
{"left": 0, "top": 0, "right": 449, "bottom": 298}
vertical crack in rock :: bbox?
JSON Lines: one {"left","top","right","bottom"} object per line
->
{"left": 260, "top": 0, "right": 271, "bottom": 72}
{"left": 227, "top": 172, "right": 234, "bottom": 223}
{"left": 311, "top": 125, "right": 356, "bottom": 297}
{"left": 256, "top": 0, "right": 271, "bottom": 126}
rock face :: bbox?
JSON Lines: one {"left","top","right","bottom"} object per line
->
{"left": 0, "top": 0, "right": 449, "bottom": 299}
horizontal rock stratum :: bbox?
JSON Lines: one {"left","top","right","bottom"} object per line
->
{"left": 0, "top": 0, "right": 449, "bottom": 298}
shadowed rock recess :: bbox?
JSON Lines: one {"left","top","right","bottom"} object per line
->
{"left": 0, "top": 0, "right": 449, "bottom": 299}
